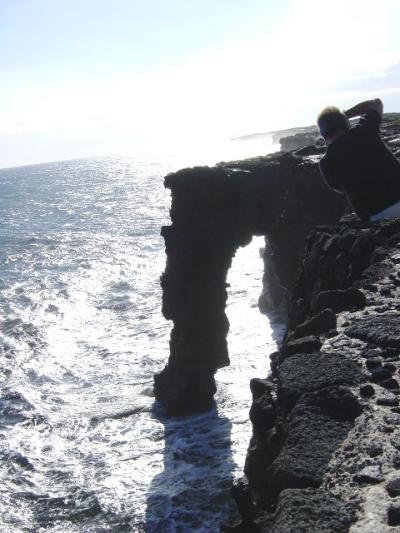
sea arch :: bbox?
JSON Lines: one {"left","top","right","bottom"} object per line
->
{"left": 154, "top": 154, "right": 345, "bottom": 416}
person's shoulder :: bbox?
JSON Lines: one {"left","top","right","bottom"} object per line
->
{"left": 357, "top": 109, "right": 382, "bottom": 131}
{"left": 326, "top": 130, "right": 353, "bottom": 151}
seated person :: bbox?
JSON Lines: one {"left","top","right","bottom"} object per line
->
{"left": 317, "top": 98, "right": 400, "bottom": 222}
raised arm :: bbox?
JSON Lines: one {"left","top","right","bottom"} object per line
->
{"left": 344, "top": 98, "right": 383, "bottom": 119}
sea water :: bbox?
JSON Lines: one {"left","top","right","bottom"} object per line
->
{"left": 0, "top": 142, "right": 284, "bottom": 532}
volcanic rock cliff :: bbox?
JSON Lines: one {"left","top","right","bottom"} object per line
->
{"left": 228, "top": 217, "right": 400, "bottom": 532}
{"left": 154, "top": 145, "right": 346, "bottom": 416}
{"left": 154, "top": 114, "right": 400, "bottom": 531}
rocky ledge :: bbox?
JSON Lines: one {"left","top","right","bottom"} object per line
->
{"left": 226, "top": 217, "right": 400, "bottom": 532}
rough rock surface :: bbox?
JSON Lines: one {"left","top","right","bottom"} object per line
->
{"left": 154, "top": 113, "right": 400, "bottom": 529}
{"left": 228, "top": 213, "right": 400, "bottom": 532}
{"left": 224, "top": 114, "right": 400, "bottom": 531}
{"left": 257, "top": 488, "right": 354, "bottom": 533}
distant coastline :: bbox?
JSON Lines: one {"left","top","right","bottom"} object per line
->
{"left": 231, "top": 123, "right": 318, "bottom": 142}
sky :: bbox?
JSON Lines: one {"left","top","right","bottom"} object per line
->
{"left": 1, "top": 0, "right": 400, "bottom": 168}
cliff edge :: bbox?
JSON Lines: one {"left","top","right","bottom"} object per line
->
{"left": 154, "top": 113, "right": 400, "bottom": 531}
{"left": 154, "top": 144, "right": 346, "bottom": 415}
{"left": 228, "top": 217, "right": 400, "bottom": 532}
{"left": 224, "top": 114, "right": 400, "bottom": 532}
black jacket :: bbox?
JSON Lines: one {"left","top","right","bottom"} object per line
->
{"left": 319, "top": 110, "right": 400, "bottom": 220}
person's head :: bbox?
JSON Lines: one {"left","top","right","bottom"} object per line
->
{"left": 317, "top": 106, "right": 350, "bottom": 142}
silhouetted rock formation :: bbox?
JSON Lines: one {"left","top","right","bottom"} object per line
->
{"left": 154, "top": 149, "right": 347, "bottom": 415}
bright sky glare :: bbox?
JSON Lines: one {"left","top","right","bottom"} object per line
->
{"left": 1, "top": 0, "right": 400, "bottom": 167}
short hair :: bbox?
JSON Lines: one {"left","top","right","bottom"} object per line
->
{"left": 317, "top": 106, "right": 349, "bottom": 138}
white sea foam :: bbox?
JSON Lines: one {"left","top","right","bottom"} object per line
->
{"left": 0, "top": 148, "right": 283, "bottom": 532}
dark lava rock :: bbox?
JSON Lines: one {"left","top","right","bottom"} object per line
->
{"left": 230, "top": 477, "right": 257, "bottom": 528}
{"left": 360, "top": 384, "right": 375, "bottom": 398}
{"left": 385, "top": 413, "right": 400, "bottom": 426}
{"left": 345, "top": 314, "right": 400, "bottom": 349}
{"left": 393, "top": 454, "right": 400, "bottom": 468}
{"left": 383, "top": 362, "right": 397, "bottom": 373}
{"left": 381, "top": 378, "right": 400, "bottom": 390}
{"left": 282, "top": 335, "right": 322, "bottom": 357}
{"left": 367, "top": 443, "right": 384, "bottom": 457}
{"left": 310, "top": 386, "right": 363, "bottom": 421}
{"left": 354, "top": 465, "right": 384, "bottom": 484}
{"left": 269, "top": 351, "right": 280, "bottom": 374}
{"left": 386, "top": 478, "right": 400, "bottom": 497}
{"left": 380, "top": 425, "right": 395, "bottom": 434}
{"left": 278, "top": 352, "right": 361, "bottom": 413}
{"left": 325, "top": 329, "right": 339, "bottom": 338}
{"left": 362, "top": 348, "right": 383, "bottom": 359}
{"left": 382, "top": 351, "right": 400, "bottom": 361}
{"left": 153, "top": 364, "right": 216, "bottom": 416}
{"left": 365, "top": 358, "right": 382, "bottom": 369}
{"left": 249, "top": 393, "right": 275, "bottom": 430}
{"left": 257, "top": 488, "right": 354, "bottom": 533}
{"left": 249, "top": 378, "right": 271, "bottom": 400}
{"left": 315, "top": 288, "right": 366, "bottom": 314}
{"left": 388, "top": 503, "right": 400, "bottom": 526}
{"left": 391, "top": 436, "right": 400, "bottom": 450}
{"left": 377, "top": 393, "right": 399, "bottom": 406}
{"left": 369, "top": 368, "right": 394, "bottom": 383}
{"left": 293, "top": 309, "right": 337, "bottom": 339}
{"left": 384, "top": 356, "right": 400, "bottom": 363}
{"left": 364, "top": 284, "right": 378, "bottom": 293}
{"left": 266, "top": 387, "right": 361, "bottom": 496}
{"left": 244, "top": 431, "right": 280, "bottom": 492}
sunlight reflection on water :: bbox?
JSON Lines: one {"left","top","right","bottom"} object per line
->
{"left": 218, "top": 236, "right": 285, "bottom": 469}
{"left": 0, "top": 149, "right": 284, "bottom": 532}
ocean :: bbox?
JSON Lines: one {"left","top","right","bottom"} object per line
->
{"left": 0, "top": 141, "right": 284, "bottom": 532}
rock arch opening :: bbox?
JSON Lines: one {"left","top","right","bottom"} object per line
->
{"left": 217, "top": 235, "right": 280, "bottom": 405}
{"left": 225, "top": 236, "right": 275, "bottom": 374}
